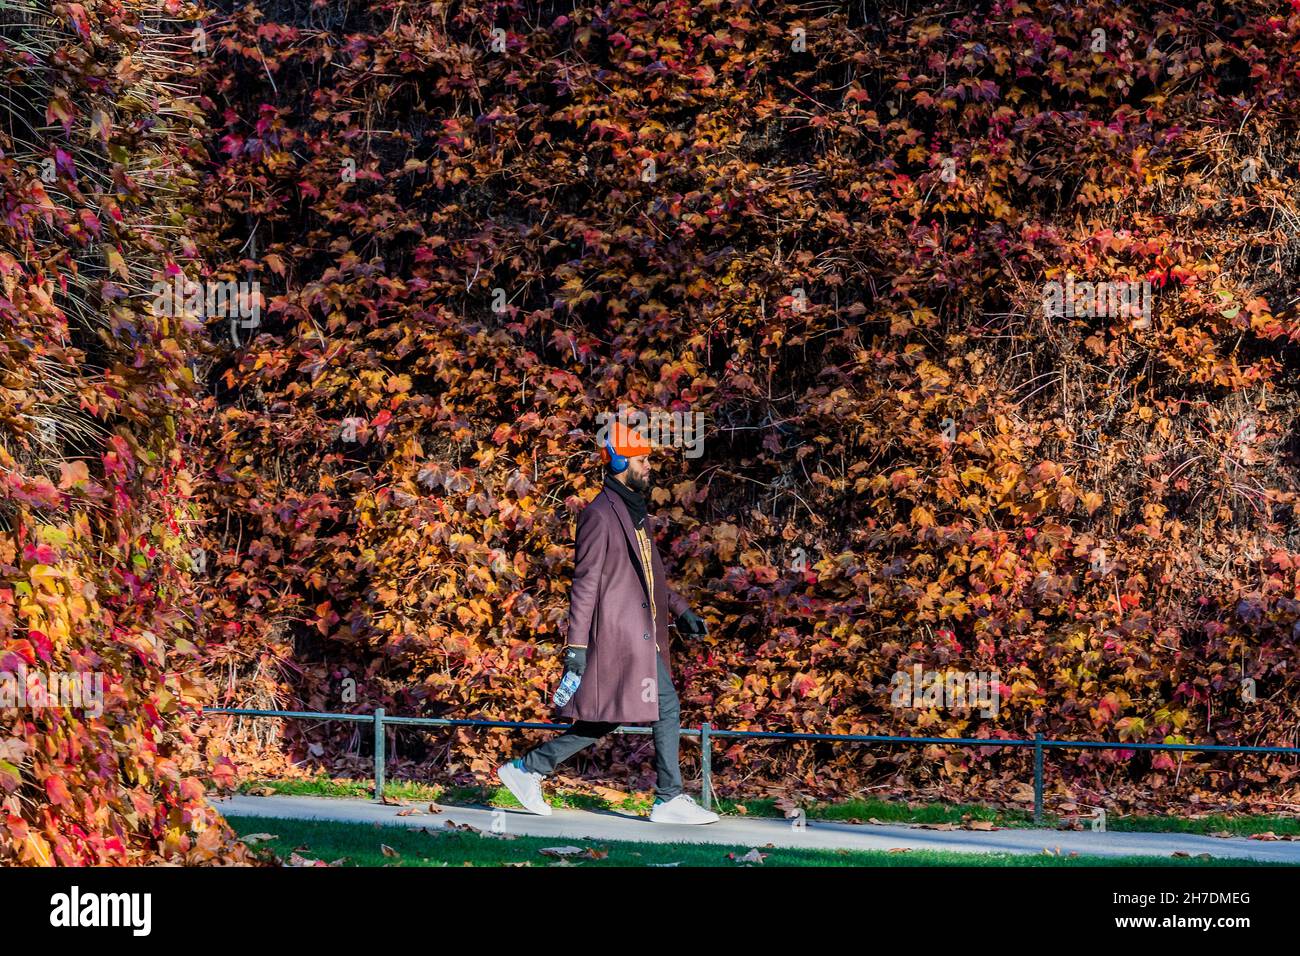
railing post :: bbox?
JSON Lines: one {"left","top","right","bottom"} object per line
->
{"left": 701, "top": 722, "right": 712, "bottom": 810}
{"left": 1033, "top": 733, "right": 1044, "bottom": 824}
{"left": 373, "top": 708, "right": 386, "bottom": 802}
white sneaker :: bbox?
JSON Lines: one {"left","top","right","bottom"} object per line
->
{"left": 496, "top": 759, "right": 552, "bottom": 816}
{"left": 648, "top": 793, "right": 719, "bottom": 824}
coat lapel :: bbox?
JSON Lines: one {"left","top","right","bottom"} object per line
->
{"left": 602, "top": 487, "right": 651, "bottom": 602}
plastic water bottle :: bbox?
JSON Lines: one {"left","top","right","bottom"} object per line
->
{"left": 552, "top": 671, "right": 582, "bottom": 708}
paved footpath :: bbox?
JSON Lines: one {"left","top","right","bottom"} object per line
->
{"left": 212, "top": 794, "right": 1300, "bottom": 863}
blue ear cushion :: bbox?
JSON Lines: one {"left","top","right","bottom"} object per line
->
{"left": 604, "top": 438, "right": 629, "bottom": 473}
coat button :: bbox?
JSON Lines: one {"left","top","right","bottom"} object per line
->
{"left": 642, "top": 633, "right": 650, "bottom": 640}
{"left": 641, "top": 602, "right": 648, "bottom": 609}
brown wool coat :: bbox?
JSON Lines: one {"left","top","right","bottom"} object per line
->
{"left": 555, "top": 486, "right": 689, "bottom": 724}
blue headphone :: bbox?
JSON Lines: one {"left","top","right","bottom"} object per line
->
{"left": 604, "top": 438, "right": 629, "bottom": 474}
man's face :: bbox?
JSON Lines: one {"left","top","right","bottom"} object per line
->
{"left": 624, "top": 454, "right": 651, "bottom": 493}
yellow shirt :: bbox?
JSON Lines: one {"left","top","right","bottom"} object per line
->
{"left": 634, "top": 524, "right": 657, "bottom": 650}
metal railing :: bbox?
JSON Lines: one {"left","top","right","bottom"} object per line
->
{"left": 206, "top": 707, "right": 1300, "bottom": 822}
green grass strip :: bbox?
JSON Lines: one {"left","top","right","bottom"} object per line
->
{"left": 237, "top": 776, "right": 1300, "bottom": 836}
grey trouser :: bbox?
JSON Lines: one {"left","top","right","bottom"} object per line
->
{"left": 520, "top": 653, "right": 682, "bottom": 801}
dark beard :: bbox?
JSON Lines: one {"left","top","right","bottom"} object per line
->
{"left": 626, "top": 470, "right": 650, "bottom": 494}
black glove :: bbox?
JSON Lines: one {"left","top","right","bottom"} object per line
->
{"left": 675, "top": 609, "right": 708, "bottom": 638}
{"left": 562, "top": 644, "right": 587, "bottom": 676}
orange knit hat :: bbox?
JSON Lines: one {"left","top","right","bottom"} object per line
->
{"left": 599, "top": 419, "right": 653, "bottom": 466}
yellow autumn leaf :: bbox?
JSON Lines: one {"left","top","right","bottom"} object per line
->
{"left": 102, "top": 244, "right": 130, "bottom": 280}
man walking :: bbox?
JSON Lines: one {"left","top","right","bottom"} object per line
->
{"left": 497, "top": 418, "right": 718, "bottom": 824}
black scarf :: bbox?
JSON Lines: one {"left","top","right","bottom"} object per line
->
{"left": 603, "top": 471, "right": 648, "bottom": 528}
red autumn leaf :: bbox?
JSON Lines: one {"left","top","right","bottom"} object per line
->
{"left": 45, "top": 776, "right": 72, "bottom": 807}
